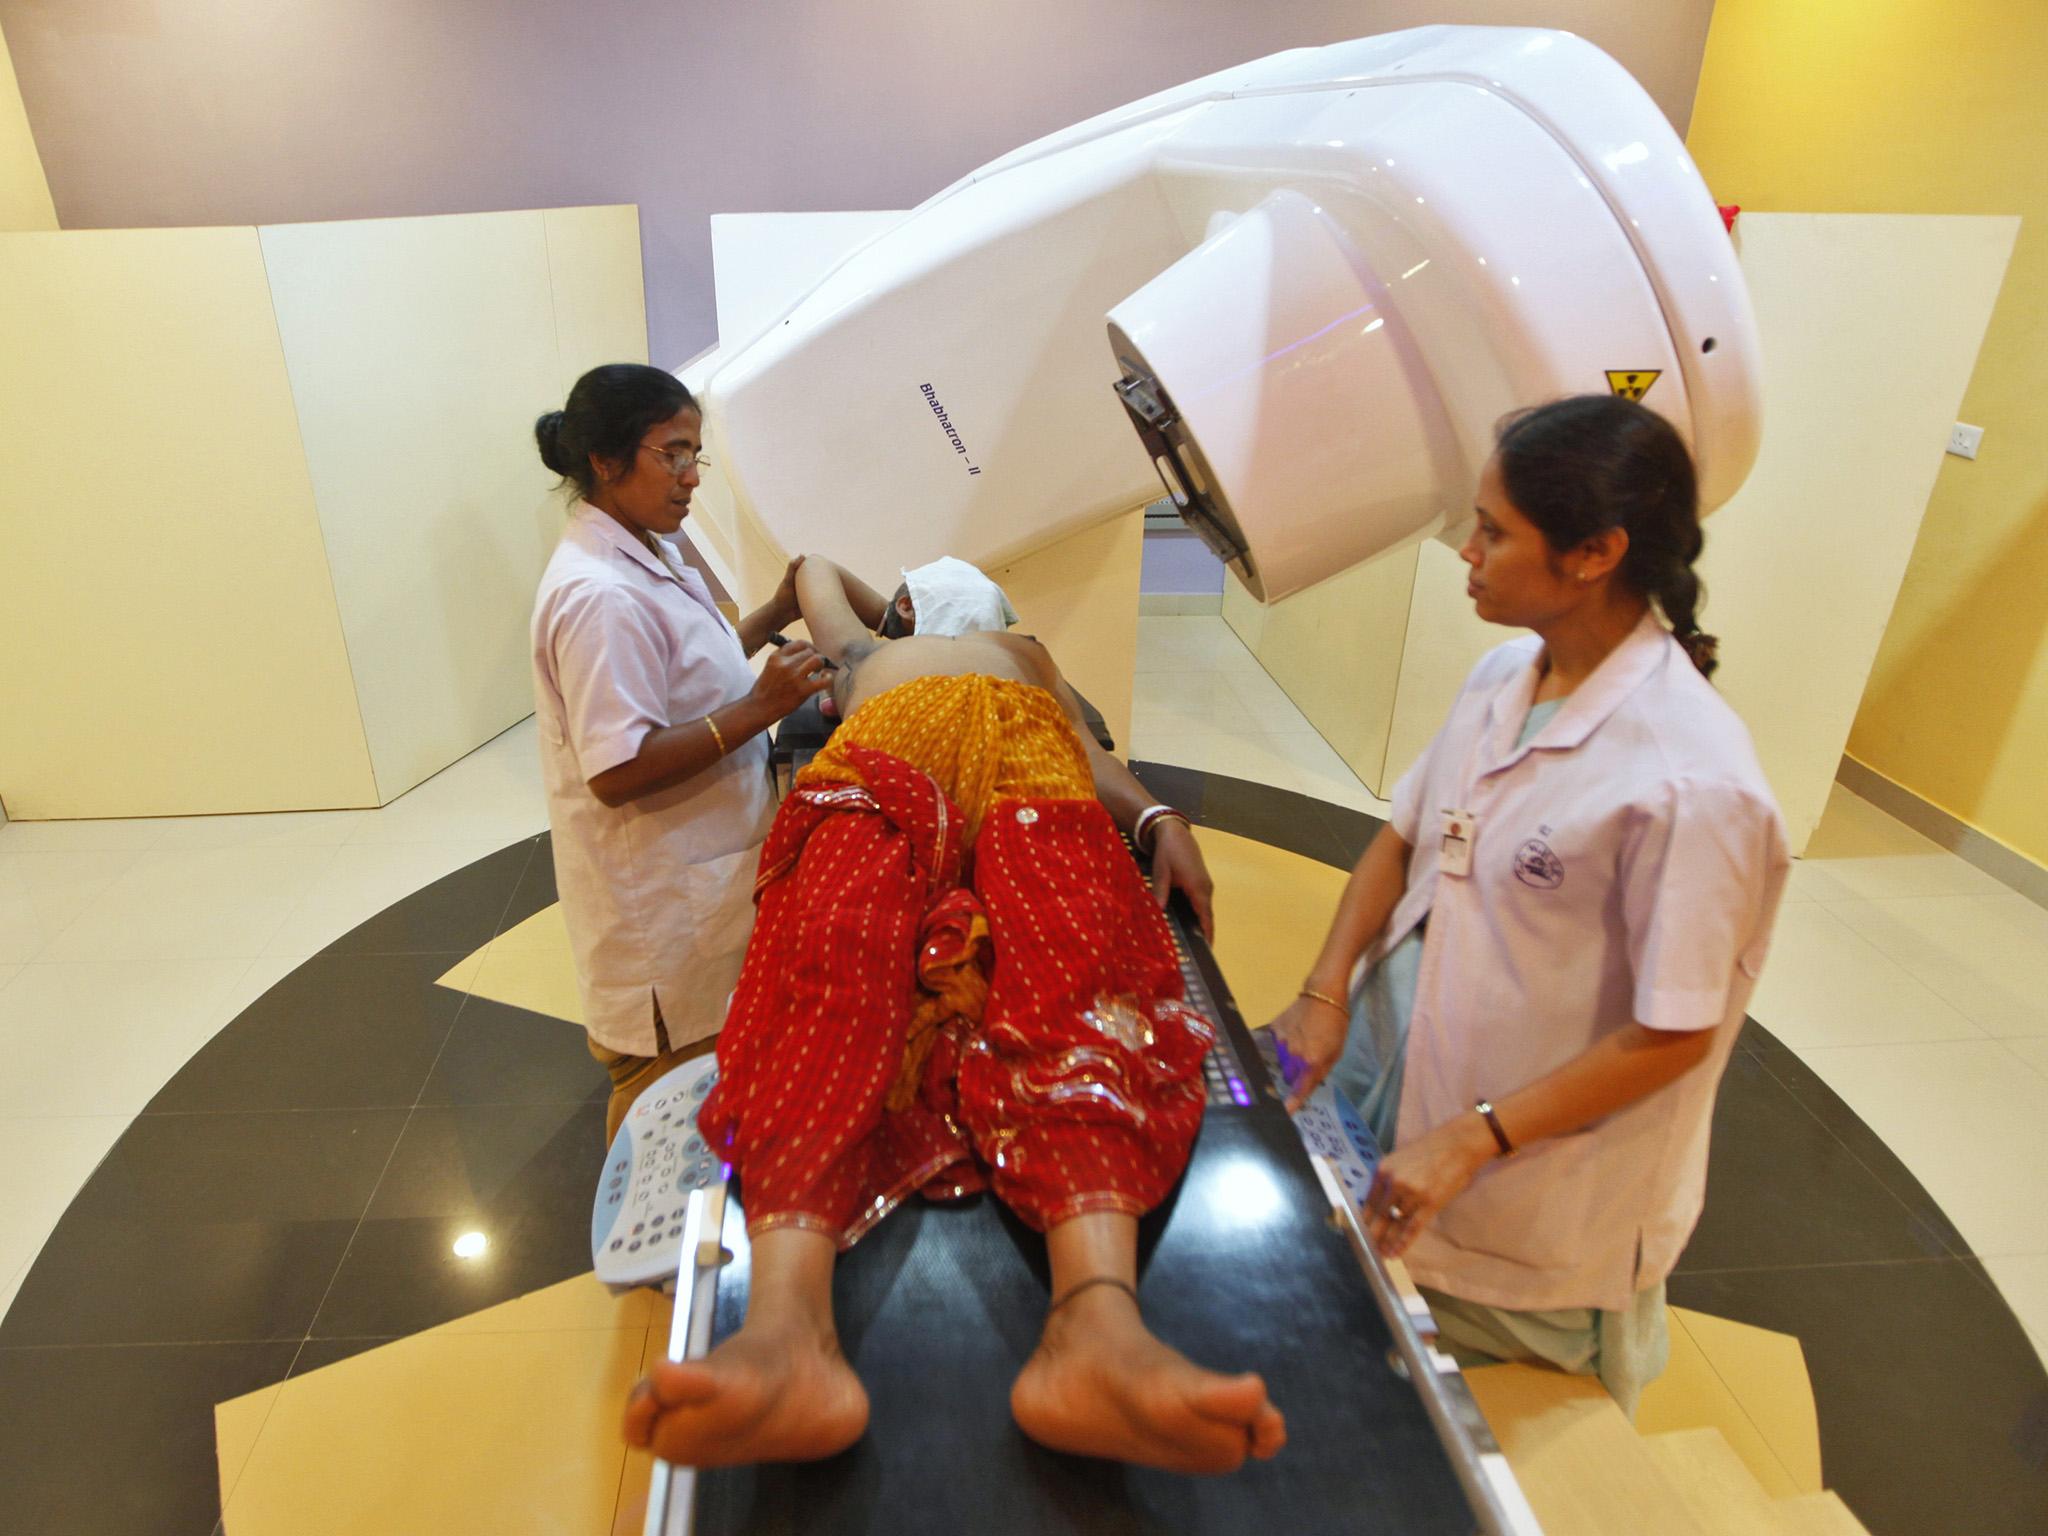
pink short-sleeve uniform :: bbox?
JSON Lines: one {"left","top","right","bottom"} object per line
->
{"left": 1377, "top": 614, "right": 1789, "bottom": 1312}
{"left": 530, "top": 504, "right": 775, "bottom": 1056}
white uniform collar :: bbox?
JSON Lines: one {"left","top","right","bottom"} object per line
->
{"left": 572, "top": 501, "right": 685, "bottom": 585}
{"left": 1480, "top": 611, "right": 1676, "bottom": 775}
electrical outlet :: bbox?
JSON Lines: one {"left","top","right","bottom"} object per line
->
{"left": 1949, "top": 422, "right": 1984, "bottom": 460}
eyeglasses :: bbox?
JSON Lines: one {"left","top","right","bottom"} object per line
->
{"left": 640, "top": 443, "right": 711, "bottom": 477}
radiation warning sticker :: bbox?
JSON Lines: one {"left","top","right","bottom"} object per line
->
{"left": 1606, "top": 369, "right": 1662, "bottom": 402}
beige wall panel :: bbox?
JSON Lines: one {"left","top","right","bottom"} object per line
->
{"left": 1689, "top": 0, "right": 2048, "bottom": 868}
{"left": 535, "top": 203, "right": 651, "bottom": 590}
{"left": 991, "top": 512, "right": 1144, "bottom": 756}
{"left": 542, "top": 205, "right": 650, "bottom": 383}
{"left": 1221, "top": 566, "right": 1267, "bottom": 655}
{"left": 1697, "top": 214, "right": 2017, "bottom": 851}
{"left": 1379, "top": 215, "right": 2018, "bottom": 854}
{"left": 260, "top": 211, "right": 586, "bottom": 803}
{"left": 0, "top": 20, "right": 54, "bottom": 231}
{"left": 1248, "top": 549, "right": 1419, "bottom": 795}
{"left": 0, "top": 227, "right": 373, "bottom": 818}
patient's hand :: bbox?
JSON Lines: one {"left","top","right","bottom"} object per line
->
{"left": 770, "top": 555, "right": 807, "bottom": 629}
{"left": 1148, "top": 819, "right": 1214, "bottom": 943}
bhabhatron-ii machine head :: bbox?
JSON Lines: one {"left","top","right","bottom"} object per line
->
{"left": 690, "top": 24, "right": 1756, "bottom": 605}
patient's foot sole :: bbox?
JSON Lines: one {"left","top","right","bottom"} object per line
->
{"left": 626, "top": 1321, "right": 869, "bottom": 1467}
{"left": 1011, "top": 1285, "right": 1287, "bottom": 1475}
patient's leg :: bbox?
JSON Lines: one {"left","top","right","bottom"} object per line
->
{"left": 652, "top": 772, "right": 960, "bottom": 1467}
{"left": 626, "top": 1226, "right": 868, "bottom": 1466}
{"left": 1012, "top": 1212, "right": 1287, "bottom": 1474}
{"left": 966, "top": 797, "right": 1285, "bottom": 1470}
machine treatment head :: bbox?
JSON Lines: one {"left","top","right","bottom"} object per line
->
{"left": 692, "top": 24, "right": 1757, "bottom": 602}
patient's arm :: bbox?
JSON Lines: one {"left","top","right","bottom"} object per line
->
{"left": 833, "top": 566, "right": 893, "bottom": 634}
{"left": 1051, "top": 671, "right": 1216, "bottom": 940}
{"left": 794, "top": 559, "right": 884, "bottom": 666}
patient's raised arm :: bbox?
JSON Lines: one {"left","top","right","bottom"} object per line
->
{"left": 794, "top": 558, "right": 882, "bottom": 666}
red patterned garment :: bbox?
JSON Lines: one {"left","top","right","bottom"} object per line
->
{"left": 699, "top": 738, "right": 1212, "bottom": 1246}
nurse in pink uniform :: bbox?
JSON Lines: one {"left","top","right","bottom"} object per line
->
{"left": 1270, "top": 395, "right": 1788, "bottom": 1416}
{"left": 531, "top": 364, "right": 833, "bottom": 1142}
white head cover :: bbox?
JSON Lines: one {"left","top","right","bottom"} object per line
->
{"left": 902, "top": 555, "right": 1020, "bottom": 637}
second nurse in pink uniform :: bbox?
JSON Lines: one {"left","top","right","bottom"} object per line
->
{"left": 1271, "top": 394, "right": 1788, "bottom": 1416}
{"left": 530, "top": 364, "right": 833, "bottom": 1142}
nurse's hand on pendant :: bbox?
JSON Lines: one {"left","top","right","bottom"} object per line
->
{"left": 1268, "top": 994, "right": 1347, "bottom": 1115}
{"left": 1363, "top": 1115, "right": 1496, "bottom": 1258}
{"left": 1149, "top": 819, "right": 1215, "bottom": 944}
{"left": 751, "top": 638, "right": 835, "bottom": 719}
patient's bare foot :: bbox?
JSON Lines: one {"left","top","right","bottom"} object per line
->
{"left": 1011, "top": 1283, "right": 1287, "bottom": 1474}
{"left": 625, "top": 1318, "right": 869, "bottom": 1467}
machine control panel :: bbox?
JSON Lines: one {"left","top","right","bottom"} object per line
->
{"left": 592, "top": 1055, "right": 725, "bottom": 1294}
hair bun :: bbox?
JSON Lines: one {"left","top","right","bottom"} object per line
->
{"left": 534, "top": 410, "right": 569, "bottom": 475}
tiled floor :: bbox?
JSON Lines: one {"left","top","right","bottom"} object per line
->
{"left": 0, "top": 719, "right": 549, "bottom": 1324}
{"left": 0, "top": 614, "right": 2045, "bottom": 1534}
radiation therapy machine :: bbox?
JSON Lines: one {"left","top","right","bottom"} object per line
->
{"left": 611, "top": 24, "right": 1762, "bottom": 1534}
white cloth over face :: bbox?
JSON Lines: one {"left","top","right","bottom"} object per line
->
{"left": 530, "top": 503, "right": 776, "bottom": 1056}
{"left": 902, "top": 555, "right": 1019, "bottom": 636}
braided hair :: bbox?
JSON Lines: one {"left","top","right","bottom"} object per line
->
{"left": 535, "top": 364, "right": 696, "bottom": 503}
{"left": 1494, "top": 394, "right": 1719, "bottom": 678}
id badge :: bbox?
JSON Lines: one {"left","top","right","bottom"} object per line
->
{"left": 1439, "top": 809, "right": 1477, "bottom": 878}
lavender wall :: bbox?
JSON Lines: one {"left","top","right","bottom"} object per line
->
{"left": 1, "top": 1, "right": 1715, "bottom": 368}
{"left": 1142, "top": 529, "right": 1227, "bottom": 596}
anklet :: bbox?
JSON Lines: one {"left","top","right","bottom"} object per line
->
{"left": 1048, "top": 1275, "right": 1139, "bottom": 1313}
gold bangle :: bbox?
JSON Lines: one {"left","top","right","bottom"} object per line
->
{"left": 1298, "top": 986, "right": 1346, "bottom": 1013}
{"left": 704, "top": 715, "right": 728, "bottom": 756}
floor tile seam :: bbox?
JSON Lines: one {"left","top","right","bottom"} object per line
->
{"left": 1762, "top": 1021, "right": 1993, "bottom": 1050}
{"left": 1768, "top": 903, "right": 1989, "bottom": 1026}
{"left": 608, "top": 1328, "right": 660, "bottom": 1535}
{"left": 216, "top": 1341, "right": 300, "bottom": 1520}
{"left": 1989, "top": 1039, "right": 2048, "bottom": 1079}
{"left": 297, "top": 1104, "right": 423, "bottom": 1343}
{"left": 1789, "top": 1036, "right": 2016, "bottom": 1061}
{"left": 1960, "top": 1258, "right": 2008, "bottom": 1301}
{"left": 130, "top": 1103, "right": 431, "bottom": 1120}
{"left": 300, "top": 944, "right": 484, "bottom": 960}
{"left": 1812, "top": 877, "right": 2017, "bottom": 901}
{"left": 1672, "top": 1255, "right": 1970, "bottom": 1278}
{"left": 1664, "top": 1324, "right": 1808, "bottom": 1495}
{"left": 215, "top": 841, "right": 351, "bottom": 962}
{"left": 341, "top": 831, "right": 549, "bottom": 849}
{"left": 409, "top": 1096, "right": 605, "bottom": 1110}
{"left": 411, "top": 1322, "right": 653, "bottom": 1339}
{"left": 1807, "top": 948, "right": 2032, "bottom": 1020}
{"left": 1744, "top": 1046, "right": 1980, "bottom": 1261}
{"left": 1971, "top": 1243, "right": 2048, "bottom": 1263}
{"left": 0, "top": 1336, "right": 313, "bottom": 1353}
{"left": 263, "top": 852, "right": 526, "bottom": 958}
{"left": 1796, "top": 925, "right": 2041, "bottom": 1037}
{"left": 411, "top": 837, "right": 549, "bottom": 1104}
